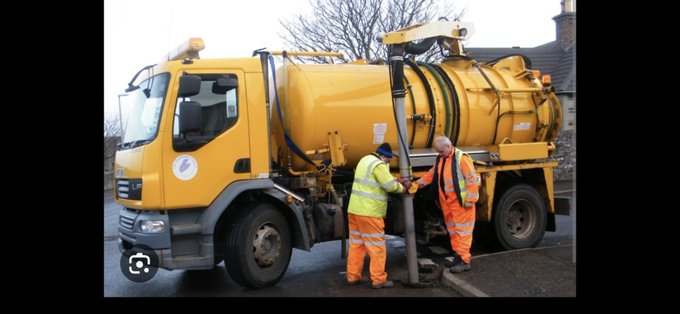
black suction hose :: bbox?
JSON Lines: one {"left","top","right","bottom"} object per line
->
{"left": 405, "top": 37, "right": 437, "bottom": 55}
{"left": 431, "top": 64, "right": 461, "bottom": 145}
{"left": 404, "top": 58, "right": 436, "bottom": 148}
{"left": 403, "top": 75, "right": 417, "bottom": 148}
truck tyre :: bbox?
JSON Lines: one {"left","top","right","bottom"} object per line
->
{"left": 225, "top": 203, "right": 292, "bottom": 288}
{"left": 492, "top": 184, "right": 547, "bottom": 250}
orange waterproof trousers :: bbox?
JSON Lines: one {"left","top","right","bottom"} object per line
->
{"left": 346, "top": 213, "right": 388, "bottom": 285}
{"left": 441, "top": 198, "right": 476, "bottom": 264}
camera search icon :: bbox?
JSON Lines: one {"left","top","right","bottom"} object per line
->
{"left": 120, "top": 245, "right": 159, "bottom": 282}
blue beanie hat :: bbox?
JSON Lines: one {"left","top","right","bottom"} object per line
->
{"left": 376, "top": 143, "right": 394, "bottom": 158}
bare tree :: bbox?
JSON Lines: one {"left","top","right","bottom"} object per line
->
{"left": 104, "top": 116, "right": 122, "bottom": 190}
{"left": 104, "top": 115, "right": 123, "bottom": 138}
{"left": 279, "top": 0, "right": 465, "bottom": 63}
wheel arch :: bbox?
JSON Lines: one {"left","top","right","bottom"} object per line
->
{"left": 259, "top": 188, "right": 311, "bottom": 251}
{"left": 199, "top": 179, "right": 276, "bottom": 235}
{"left": 201, "top": 180, "right": 311, "bottom": 254}
{"left": 479, "top": 168, "right": 555, "bottom": 250}
{"left": 490, "top": 168, "right": 555, "bottom": 231}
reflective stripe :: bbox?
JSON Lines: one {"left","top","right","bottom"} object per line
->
{"left": 381, "top": 179, "right": 397, "bottom": 189}
{"left": 354, "top": 178, "right": 380, "bottom": 187}
{"left": 364, "top": 240, "right": 385, "bottom": 246}
{"left": 455, "top": 149, "right": 467, "bottom": 202}
{"left": 364, "top": 159, "right": 383, "bottom": 182}
{"left": 349, "top": 230, "right": 361, "bottom": 235}
{"left": 417, "top": 178, "right": 426, "bottom": 185}
{"left": 351, "top": 189, "right": 388, "bottom": 201}
{"left": 354, "top": 176, "right": 400, "bottom": 190}
{"left": 466, "top": 176, "right": 481, "bottom": 184}
{"left": 350, "top": 238, "right": 364, "bottom": 244}
{"left": 466, "top": 192, "right": 478, "bottom": 199}
{"left": 455, "top": 230, "right": 472, "bottom": 236}
{"left": 444, "top": 187, "right": 456, "bottom": 193}
{"left": 362, "top": 232, "right": 385, "bottom": 238}
{"left": 444, "top": 179, "right": 454, "bottom": 185}
{"left": 456, "top": 221, "right": 475, "bottom": 228}
{"left": 447, "top": 220, "right": 474, "bottom": 232}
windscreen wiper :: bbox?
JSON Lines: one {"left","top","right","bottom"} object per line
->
{"left": 117, "top": 139, "right": 151, "bottom": 150}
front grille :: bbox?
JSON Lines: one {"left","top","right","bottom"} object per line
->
{"left": 117, "top": 178, "right": 142, "bottom": 200}
{"left": 119, "top": 215, "right": 134, "bottom": 230}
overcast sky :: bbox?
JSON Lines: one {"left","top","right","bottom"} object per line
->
{"left": 104, "top": 0, "right": 564, "bottom": 119}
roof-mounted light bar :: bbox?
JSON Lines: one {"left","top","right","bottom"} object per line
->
{"left": 165, "top": 38, "right": 205, "bottom": 61}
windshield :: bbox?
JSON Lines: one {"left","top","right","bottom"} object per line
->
{"left": 121, "top": 73, "right": 170, "bottom": 147}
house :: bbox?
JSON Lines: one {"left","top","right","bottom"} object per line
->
{"left": 466, "top": 0, "right": 576, "bottom": 131}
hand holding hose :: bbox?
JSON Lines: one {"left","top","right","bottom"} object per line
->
{"left": 398, "top": 177, "right": 418, "bottom": 195}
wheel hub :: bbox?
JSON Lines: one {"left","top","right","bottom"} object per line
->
{"left": 506, "top": 200, "right": 533, "bottom": 238}
{"left": 252, "top": 224, "right": 281, "bottom": 267}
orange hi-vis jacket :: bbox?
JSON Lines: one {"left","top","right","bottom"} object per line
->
{"left": 417, "top": 148, "right": 480, "bottom": 206}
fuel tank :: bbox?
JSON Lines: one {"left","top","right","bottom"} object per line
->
{"left": 270, "top": 55, "right": 561, "bottom": 171}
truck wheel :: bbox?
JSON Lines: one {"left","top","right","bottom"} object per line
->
{"left": 492, "top": 184, "right": 547, "bottom": 250}
{"left": 225, "top": 203, "right": 292, "bottom": 288}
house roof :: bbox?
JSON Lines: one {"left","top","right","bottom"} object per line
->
{"left": 466, "top": 41, "right": 575, "bottom": 92}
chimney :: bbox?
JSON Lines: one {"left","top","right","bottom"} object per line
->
{"left": 553, "top": 0, "right": 576, "bottom": 50}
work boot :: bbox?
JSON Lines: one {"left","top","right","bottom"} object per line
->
{"left": 448, "top": 262, "right": 471, "bottom": 273}
{"left": 371, "top": 280, "right": 394, "bottom": 289}
{"left": 444, "top": 253, "right": 463, "bottom": 268}
{"left": 346, "top": 277, "right": 370, "bottom": 286}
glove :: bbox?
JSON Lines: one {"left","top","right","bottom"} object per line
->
{"left": 397, "top": 177, "right": 411, "bottom": 195}
{"left": 400, "top": 181, "right": 412, "bottom": 195}
{"left": 397, "top": 177, "right": 411, "bottom": 186}
{"left": 408, "top": 181, "right": 419, "bottom": 194}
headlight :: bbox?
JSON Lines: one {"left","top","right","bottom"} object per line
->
{"left": 140, "top": 220, "right": 165, "bottom": 233}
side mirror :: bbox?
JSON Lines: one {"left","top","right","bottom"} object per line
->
{"left": 179, "top": 101, "right": 202, "bottom": 134}
{"left": 212, "top": 76, "right": 238, "bottom": 94}
{"left": 179, "top": 75, "right": 201, "bottom": 97}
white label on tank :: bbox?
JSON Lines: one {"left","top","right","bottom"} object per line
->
{"left": 373, "top": 123, "right": 387, "bottom": 134}
{"left": 513, "top": 122, "right": 531, "bottom": 130}
{"left": 373, "top": 123, "right": 387, "bottom": 144}
{"left": 373, "top": 134, "right": 385, "bottom": 144}
{"left": 257, "top": 173, "right": 269, "bottom": 178}
{"left": 173, "top": 154, "right": 198, "bottom": 181}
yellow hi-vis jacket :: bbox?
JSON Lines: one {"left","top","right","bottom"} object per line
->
{"left": 348, "top": 153, "right": 404, "bottom": 218}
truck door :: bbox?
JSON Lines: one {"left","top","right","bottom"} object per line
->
{"left": 163, "top": 72, "right": 251, "bottom": 208}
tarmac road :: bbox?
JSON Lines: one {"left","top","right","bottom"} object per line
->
{"left": 104, "top": 192, "right": 461, "bottom": 297}
{"left": 103, "top": 180, "right": 574, "bottom": 297}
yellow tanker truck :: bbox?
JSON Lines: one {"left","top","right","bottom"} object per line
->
{"left": 115, "top": 21, "right": 569, "bottom": 288}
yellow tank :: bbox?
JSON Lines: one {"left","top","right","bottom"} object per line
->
{"left": 271, "top": 55, "right": 561, "bottom": 171}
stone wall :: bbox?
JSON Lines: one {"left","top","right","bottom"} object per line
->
{"left": 552, "top": 130, "right": 575, "bottom": 181}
